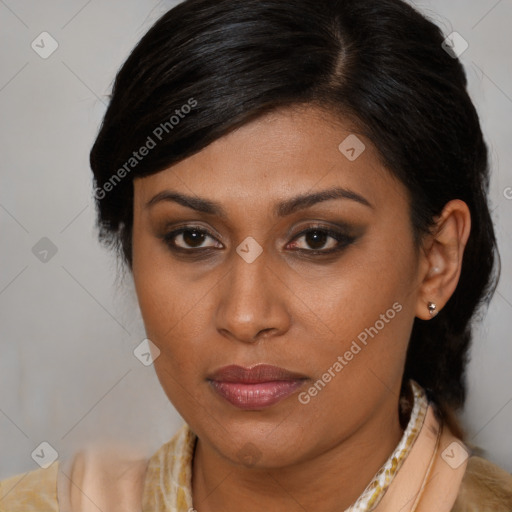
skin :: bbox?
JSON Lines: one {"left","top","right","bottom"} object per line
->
{"left": 131, "top": 106, "right": 470, "bottom": 512}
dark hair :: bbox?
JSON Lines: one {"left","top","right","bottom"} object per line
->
{"left": 90, "top": 0, "right": 499, "bottom": 434}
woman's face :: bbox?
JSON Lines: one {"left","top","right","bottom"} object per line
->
{"left": 132, "top": 107, "right": 425, "bottom": 468}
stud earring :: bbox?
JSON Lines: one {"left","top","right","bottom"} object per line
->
{"left": 427, "top": 302, "right": 438, "bottom": 317}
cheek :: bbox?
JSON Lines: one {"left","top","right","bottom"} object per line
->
{"left": 132, "top": 225, "right": 184, "bottom": 350}
{"left": 295, "top": 221, "right": 419, "bottom": 394}
{"left": 295, "top": 223, "right": 417, "bottom": 344}
{"left": 133, "top": 264, "right": 206, "bottom": 360}
{"left": 132, "top": 259, "right": 206, "bottom": 410}
{"left": 131, "top": 225, "right": 214, "bottom": 385}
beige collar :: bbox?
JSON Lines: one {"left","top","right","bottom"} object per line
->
{"left": 347, "top": 380, "right": 429, "bottom": 510}
{"left": 375, "top": 401, "right": 469, "bottom": 512}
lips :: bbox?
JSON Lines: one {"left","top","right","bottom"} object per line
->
{"left": 207, "top": 364, "right": 307, "bottom": 410}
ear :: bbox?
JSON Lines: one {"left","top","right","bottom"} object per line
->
{"left": 415, "top": 199, "right": 471, "bottom": 320}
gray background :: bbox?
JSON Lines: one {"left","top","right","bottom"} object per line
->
{"left": 1, "top": 0, "right": 511, "bottom": 479}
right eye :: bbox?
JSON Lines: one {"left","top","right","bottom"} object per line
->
{"left": 163, "top": 226, "right": 223, "bottom": 252}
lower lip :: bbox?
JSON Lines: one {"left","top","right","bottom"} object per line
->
{"left": 209, "top": 380, "right": 305, "bottom": 410}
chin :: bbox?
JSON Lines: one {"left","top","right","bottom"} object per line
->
{"left": 204, "top": 418, "right": 311, "bottom": 468}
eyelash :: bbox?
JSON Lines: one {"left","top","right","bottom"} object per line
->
{"left": 162, "top": 224, "right": 356, "bottom": 256}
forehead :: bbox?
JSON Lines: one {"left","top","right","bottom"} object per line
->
{"left": 133, "top": 106, "right": 402, "bottom": 213}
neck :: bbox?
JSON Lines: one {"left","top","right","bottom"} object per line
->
{"left": 191, "top": 392, "right": 405, "bottom": 512}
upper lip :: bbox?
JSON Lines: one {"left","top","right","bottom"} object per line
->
{"left": 207, "top": 364, "right": 308, "bottom": 383}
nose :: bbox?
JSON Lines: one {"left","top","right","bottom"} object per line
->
{"left": 215, "top": 247, "right": 291, "bottom": 344}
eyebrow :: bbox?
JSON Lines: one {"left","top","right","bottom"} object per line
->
{"left": 145, "top": 186, "right": 373, "bottom": 218}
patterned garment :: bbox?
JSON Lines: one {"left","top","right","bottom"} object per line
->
{"left": 347, "top": 380, "right": 428, "bottom": 511}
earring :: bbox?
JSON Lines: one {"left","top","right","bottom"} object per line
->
{"left": 427, "top": 302, "right": 438, "bottom": 317}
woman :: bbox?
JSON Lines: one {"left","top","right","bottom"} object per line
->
{"left": 1, "top": 0, "right": 511, "bottom": 510}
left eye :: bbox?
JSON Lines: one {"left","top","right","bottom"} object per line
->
{"left": 287, "top": 228, "right": 353, "bottom": 253}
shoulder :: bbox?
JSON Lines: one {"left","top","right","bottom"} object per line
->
{"left": 452, "top": 455, "right": 512, "bottom": 511}
{"left": 146, "top": 423, "right": 195, "bottom": 472}
{"left": 143, "top": 424, "right": 196, "bottom": 510}
{"left": 59, "top": 445, "right": 148, "bottom": 512}
{"left": 0, "top": 462, "right": 59, "bottom": 512}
